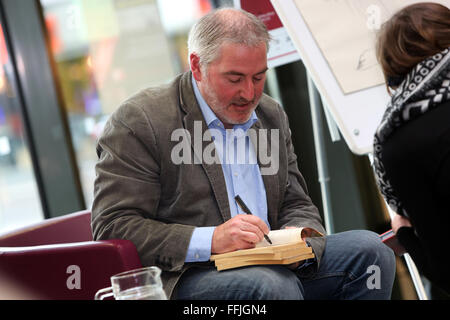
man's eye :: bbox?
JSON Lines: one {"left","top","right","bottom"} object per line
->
{"left": 229, "top": 77, "right": 241, "bottom": 83}
{"left": 253, "top": 77, "right": 263, "bottom": 82}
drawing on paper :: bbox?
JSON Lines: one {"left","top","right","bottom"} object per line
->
{"left": 293, "top": 0, "right": 449, "bottom": 94}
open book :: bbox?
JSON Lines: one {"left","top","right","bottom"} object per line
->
{"left": 210, "top": 227, "right": 323, "bottom": 271}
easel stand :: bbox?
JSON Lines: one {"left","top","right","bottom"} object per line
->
{"left": 307, "top": 75, "right": 428, "bottom": 300}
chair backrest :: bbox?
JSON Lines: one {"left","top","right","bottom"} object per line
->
{"left": 0, "top": 210, "right": 93, "bottom": 247}
{"left": 0, "top": 210, "right": 143, "bottom": 299}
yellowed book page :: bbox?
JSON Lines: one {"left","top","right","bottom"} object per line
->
{"left": 211, "top": 243, "right": 312, "bottom": 262}
{"left": 214, "top": 248, "right": 312, "bottom": 265}
{"left": 215, "top": 253, "right": 315, "bottom": 271}
{"left": 210, "top": 240, "right": 307, "bottom": 261}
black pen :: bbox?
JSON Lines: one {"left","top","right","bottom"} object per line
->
{"left": 234, "top": 195, "right": 272, "bottom": 245}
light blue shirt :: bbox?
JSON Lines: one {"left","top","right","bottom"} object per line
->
{"left": 184, "top": 76, "right": 269, "bottom": 262}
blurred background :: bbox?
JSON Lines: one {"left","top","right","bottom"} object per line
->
{"left": 0, "top": 0, "right": 217, "bottom": 232}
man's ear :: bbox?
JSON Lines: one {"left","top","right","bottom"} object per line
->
{"left": 190, "top": 53, "right": 202, "bottom": 81}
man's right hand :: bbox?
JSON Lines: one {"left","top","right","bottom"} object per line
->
{"left": 211, "top": 215, "right": 270, "bottom": 254}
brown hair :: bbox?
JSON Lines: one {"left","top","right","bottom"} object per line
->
{"left": 376, "top": 2, "right": 450, "bottom": 89}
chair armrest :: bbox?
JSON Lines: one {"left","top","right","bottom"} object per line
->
{"left": 0, "top": 240, "right": 142, "bottom": 300}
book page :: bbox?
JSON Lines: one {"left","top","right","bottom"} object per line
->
{"left": 214, "top": 252, "right": 315, "bottom": 271}
{"left": 255, "top": 227, "right": 323, "bottom": 247}
{"left": 210, "top": 241, "right": 311, "bottom": 260}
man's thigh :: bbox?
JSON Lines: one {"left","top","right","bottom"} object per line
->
{"left": 300, "top": 230, "right": 395, "bottom": 300}
{"left": 174, "top": 265, "right": 304, "bottom": 300}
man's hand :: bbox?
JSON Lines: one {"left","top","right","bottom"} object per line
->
{"left": 391, "top": 213, "right": 412, "bottom": 233}
{"left": 211, "top": 215, "right": 270, "bottom": 254}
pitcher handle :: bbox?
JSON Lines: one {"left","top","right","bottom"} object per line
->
{"left": 95, "top": 287, "right": 114, "bottom": 300}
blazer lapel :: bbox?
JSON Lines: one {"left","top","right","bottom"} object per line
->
{"left": 178, "top": 72, "right": 232, "bottom": 222}
{"left": 250, "top": 119, "right": 280, "bottom": 228}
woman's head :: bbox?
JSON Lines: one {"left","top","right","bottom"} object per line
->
{"left": 376, "top": 3, "right": 450, "bottom": 89}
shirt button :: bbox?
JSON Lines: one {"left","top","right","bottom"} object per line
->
{"left": 234, "top": 172, "right": 238, "bottom": 177}
{"left": 195, "top": 253, "right": 200, "bottom": 260}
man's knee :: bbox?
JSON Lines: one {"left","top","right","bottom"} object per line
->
{"left": 348, "top": 230, "right": 396, "bottom": 278}
{"left": 358, "top": 231, "right": 395, "bottom": 262}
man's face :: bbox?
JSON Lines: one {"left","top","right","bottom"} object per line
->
{"left": 192, "top": 42, "right": 268, "bottom": 129}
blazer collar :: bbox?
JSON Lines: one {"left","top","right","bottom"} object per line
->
{"left": 177, "top": 71, "right": 278, "bottom": 226}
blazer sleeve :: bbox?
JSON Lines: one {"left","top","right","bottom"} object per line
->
{"left": 276, "top": 107, "right": 327, "bottom": 268}
{"left": 91, "top": 101, "right": 195, "bottom": 272}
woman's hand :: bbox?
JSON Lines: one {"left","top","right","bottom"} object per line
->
{"left": 391, "top": 213, "right": 412, "bottom": 233}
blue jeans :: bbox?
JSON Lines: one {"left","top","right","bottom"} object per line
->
{"left": 174, "top": 230, "right": 396, "bottom": 300}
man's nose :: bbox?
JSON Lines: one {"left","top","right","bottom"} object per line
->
{"left": 240, "top": 79, "right": 255, "bottom": 101}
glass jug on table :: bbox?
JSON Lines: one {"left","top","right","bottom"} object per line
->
{"left": 95, "top": 266, "right": 167, "bottom": 300}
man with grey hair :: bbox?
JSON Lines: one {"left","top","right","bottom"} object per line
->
{"left": 187, "top": 8, "right": 271, "bottom": 69}
{"left": 92, "top": 8, "right": 395, "bottom": 300}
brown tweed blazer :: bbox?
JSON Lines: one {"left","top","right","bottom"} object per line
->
{"left": 91, "top": 71, "right": 326, "bottom": 298}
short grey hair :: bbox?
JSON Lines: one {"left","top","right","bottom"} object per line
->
{"left": 188, "top": 8, "right": 271, "bottom": 69}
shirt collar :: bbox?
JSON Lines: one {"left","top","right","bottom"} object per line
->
{"left": 191, "top": 74, "right": 258, "bottom": 131}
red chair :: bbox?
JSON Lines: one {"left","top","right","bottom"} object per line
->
{"left": 0, "top": 210, "right": 142, "bottom": 300}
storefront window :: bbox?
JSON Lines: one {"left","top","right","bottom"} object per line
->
{"left": 40, "top": 0, "right": 211, "bottom": 207}
{"left": 0, "top": 25, "right": 44, "bottom": 233}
